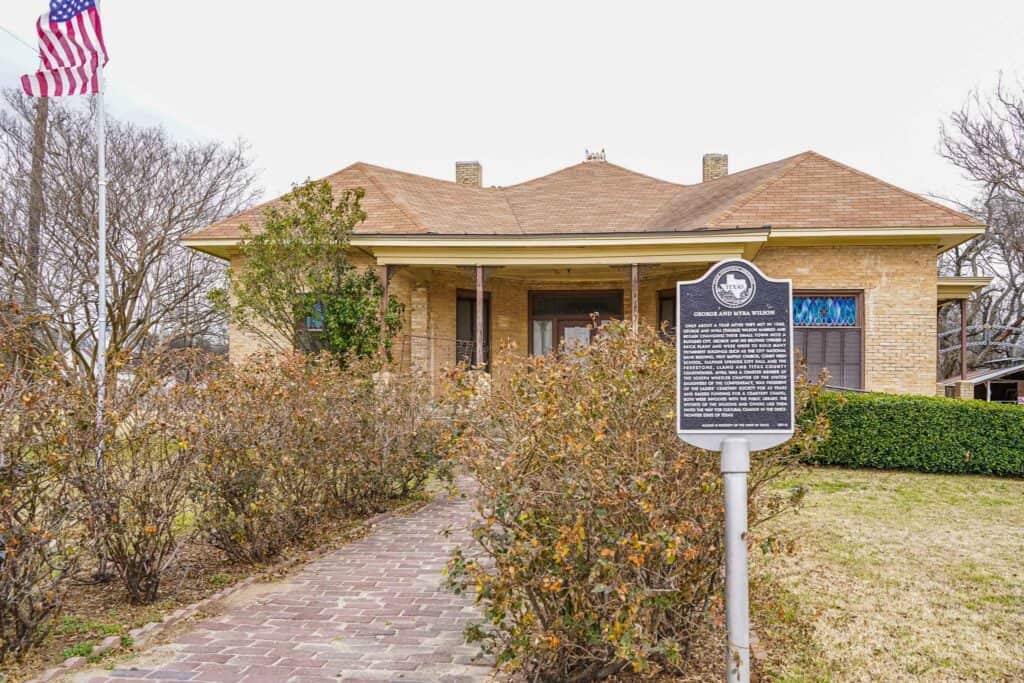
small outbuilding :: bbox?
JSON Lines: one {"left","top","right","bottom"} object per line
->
{"left": 939, "top": 363, "right": 1024, "bottom": 403}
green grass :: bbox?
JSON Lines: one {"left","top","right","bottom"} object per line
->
{"left": 208, "top": 572, "right": 233, "bottom": 587}
{"left": 55, "top": 616, "right": 121, "bottom": 637}
{"left": 60, "top": 641, "right": 96, "bottom": 660}
{"left": 757, "top": 467, "right": 1024, "bottom": 681}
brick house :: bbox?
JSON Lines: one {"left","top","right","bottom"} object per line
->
{"left": 184, "top": 151, "right": 987, "bottom": 396}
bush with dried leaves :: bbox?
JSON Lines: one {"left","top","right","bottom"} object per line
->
{"left": 190, "top": 353, "right": 443, "bottom": 564}
{"left": 0, "top": 308, "right": 83, "bottom": 661}
{"left": 442, "top": 323, "right": 827, "bottom": 682}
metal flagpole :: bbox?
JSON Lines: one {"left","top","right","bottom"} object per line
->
{"left": 95, "top": 56, "right": 108, "bottom": 478}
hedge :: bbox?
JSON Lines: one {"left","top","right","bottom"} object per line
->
{"left": 812, "top": 391, "right": 1024, "bottom": 477}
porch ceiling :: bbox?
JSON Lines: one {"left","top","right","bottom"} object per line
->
{"left": 405, "top": 263, "right": 709, "bottom": 282}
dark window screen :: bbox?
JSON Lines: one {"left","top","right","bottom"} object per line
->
{"left": 662, "top": 288, "right": 863, "bottom": 389}
{"left": 456, "top": 293, "right": 489, "bottom": 367}
{"left": 658, "top": 290, "right": 676, "bottom": 339}
{"left": 794, "top": 328, "right": 862, "bottom": 389}
{"left": 531, "top": 291, "right": 623, "bottom": 317}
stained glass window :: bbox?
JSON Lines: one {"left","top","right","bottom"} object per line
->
{"left": 792, "top": 296, "right": 857, "bottom": 327}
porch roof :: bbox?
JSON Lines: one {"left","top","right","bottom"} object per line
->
{"left": 940, "top": 363, "right": 1024, "bottom": 386}
{"left": 937, "top": 276, "right": 992, "bottom": 302}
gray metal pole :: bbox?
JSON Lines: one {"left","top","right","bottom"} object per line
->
{"left": 95, "top": 60, "right": 108, "bottom": 478}
{"left": 721, "top": 437, "right": 751, "bottom": 683}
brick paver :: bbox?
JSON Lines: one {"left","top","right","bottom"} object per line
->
{"left": 86, "top": 486, "right": 490, "bottom": 683}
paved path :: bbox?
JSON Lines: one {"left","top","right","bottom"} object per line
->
{"left": 85, "top": 487, "right": 490, "bottom": 683}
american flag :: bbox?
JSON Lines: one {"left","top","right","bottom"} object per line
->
{"left": 20, "top": 0, "right": 109, "bottom": 97}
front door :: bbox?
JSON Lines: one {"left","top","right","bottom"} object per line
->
{"left": 528, "top": 290, "right": 624, "bottom": 356}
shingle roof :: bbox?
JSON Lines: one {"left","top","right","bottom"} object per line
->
{"left": 940, "top": 363, "right": 1024, "bottom": 385}
{"left": 187, "top": 151, "right": 983, "bottom": 241}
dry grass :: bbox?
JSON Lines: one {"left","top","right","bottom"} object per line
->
{"left": 756, "top": 467, "right": 1024, "bottom": 682}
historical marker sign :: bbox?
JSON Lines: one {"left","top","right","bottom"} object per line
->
{"left": 676, "top": 259, "right": 794, "bottom": 452}
{"left": 675, "top": 259, "right": 795, "bottom": 682}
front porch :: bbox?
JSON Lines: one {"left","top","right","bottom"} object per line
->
{"left": 383, "top": 262, "right": 707, "bottom": 379}
{"left": 366, "top": 232, "right": 764, "bottom": 379}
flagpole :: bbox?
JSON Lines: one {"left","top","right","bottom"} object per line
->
{"left": 95, "top": 56, "right": 107, "bottom": 479}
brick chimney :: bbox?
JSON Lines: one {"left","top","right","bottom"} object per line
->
{"left": 702, "top": 153, "right": 728, "bottom": 182}
{"left": 455, "top": 161, "right": 482, "bottom": 187}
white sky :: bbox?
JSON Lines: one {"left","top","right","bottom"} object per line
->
{"left": 2, "top": 0, "right": 1023, "bottom": 207}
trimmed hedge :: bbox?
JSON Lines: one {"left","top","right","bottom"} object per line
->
{"left": 813, "top": 391, "right": 1024, "bottom": 477}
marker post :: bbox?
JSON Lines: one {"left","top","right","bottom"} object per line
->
{"left": 721, "top": 437, "right": 751, "bottom": 681}
{"left": 675, "top": 260, "right": 795, "bottom": 683}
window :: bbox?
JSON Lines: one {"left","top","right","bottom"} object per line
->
{"left": 456, "top": 291, "right": 490, "bottom": 367}
{"left": 792, "top": 293, "right": 862, "bottom": 390}
{"left": 656, "top": 289, "right": 864, "bottom": 390}
{"left": 304, "top": 301, "right": 325, "bottom": 332}
{"left": 657, "top": 289, "right": 676, "bottom": 339}
{"left": 529, "top": 290, "right": 623, "bottom": 356}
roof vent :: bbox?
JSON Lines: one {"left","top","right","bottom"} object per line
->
{"left": 584, "top": 148, "right": 606, "bottom": 163}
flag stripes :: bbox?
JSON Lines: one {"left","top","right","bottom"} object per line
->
{"left": 21, "top": 4, "right": 108, "bottom": 98}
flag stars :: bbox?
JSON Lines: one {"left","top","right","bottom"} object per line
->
{"left": 50, "top": 0, "right": 95, "bottom": 22}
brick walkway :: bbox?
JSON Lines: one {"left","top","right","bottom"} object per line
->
{"left": 84, "top": 487, "right": 491, "bottom": 683}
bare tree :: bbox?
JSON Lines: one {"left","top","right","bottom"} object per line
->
{"left": 938, "top": 77, "right": 1024, "bottom": 377}
{"left": 0, "top": 89, "right": 259, "bottom": 382}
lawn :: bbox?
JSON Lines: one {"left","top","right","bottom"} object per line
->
{"left": 757, "top": 467, "right": 1024, "bottom": 681}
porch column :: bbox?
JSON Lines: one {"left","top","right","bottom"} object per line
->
{"left": 409, "top": 283, "right": 430, "bottom": 374}
{"left": 959, "top": 299, "right": 968, "bottom": 381}
{"left": 476, "top": 265, "right": 484, "bottom": 369}
{"left": 631, "top": 263, "right": 639, "bottom": 335}
{"left": 378, "top": 264, "right": 393, "bottom": 363}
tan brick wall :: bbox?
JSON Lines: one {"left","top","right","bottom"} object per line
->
{"left": 226, "top": 254, "right": 288, "bottom": 363}
{"left": 225, "top": 251, "right": 414, "bottom": 371}
{"left": 228, "top": 245, "right": 938, "bottom": 396}
{"left": 953, "top": 380, "right": 975, "bottom": 399}
{"left": 753, "top": 245, "right": 937, "bottom": 395}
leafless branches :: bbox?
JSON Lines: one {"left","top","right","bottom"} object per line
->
{"left": 939, "top": 77, "right": 1024, "bottom": 376}
{"left": 0, "top": 89, "right": 260, "bottom": 383}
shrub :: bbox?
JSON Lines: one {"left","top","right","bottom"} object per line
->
{"left": 190, "top": 353, "right": 337, "bottom": 563}
{"left": 442, "top": 323, "right": 827, "bottom": 681}
{"left": 324, "top": 359, "right": 447, "bottom": 515}
{"left": 0, "top": 313, "right": 83, "bottom": 661}
{"left": 815, "top": 391, "right": 1024, "bottom": 476}
{"left": 79, "top": 353, "right": 215, "bottom": 604}
{"left": 191, "top": 353, "right": 441, "bottom": 564}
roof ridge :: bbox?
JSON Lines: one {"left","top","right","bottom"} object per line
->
{"left": 358, "top": 162, "right": 504, "bottom": 193}
{"left": 499, "top": 185, "right": 526, "bottom": 234}
{"left": 643, "top": 154, "right": 806, "bottom": 230}
{"left": 501, "top": 160, "right": 684, "bottom": 190}
{"left": 354, "top": 163, "right": 427, "bottom": 233}
{"left": 804, "top": 151, "right": 983, "bottom": 226}
{"left": 641, "top": 185, "right": 689, "bottom": 230}
{"left": 707, "top": 152, "right": 814, "bottom": 228}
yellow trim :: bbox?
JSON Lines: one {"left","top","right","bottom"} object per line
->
{"left": 349, "top": 231, "right": 769, "bottom": 248}
{"left": 937, "top": 276, "right": 992, "bottom": 302}
{"left": 180, "top": 239, "right": 236, "bottom": 260}
{"left": 182, "top": 224, "right": 986, "bottom": 262}
{"left": 767, "top": 225, "right": 985, "bottom": 252}
{"left": 371, "top": 244, "right": 748, "bottom": 266}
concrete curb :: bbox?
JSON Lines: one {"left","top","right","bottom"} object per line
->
{"left": 27, "top": 499, "right": 427, "bottom": 683}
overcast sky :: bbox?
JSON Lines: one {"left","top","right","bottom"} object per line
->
{"left": 2, "top": 1, "right": 1023, "bottom": 207}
